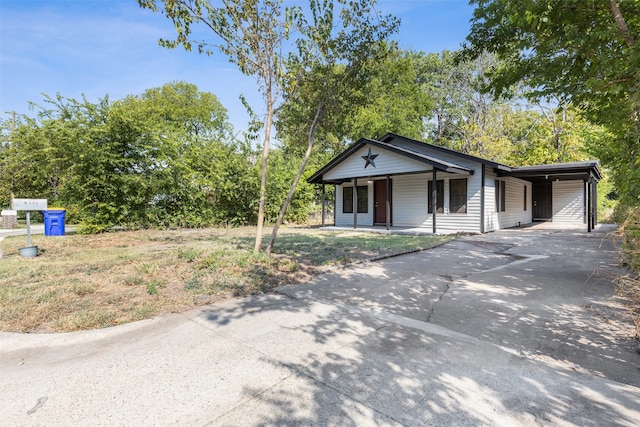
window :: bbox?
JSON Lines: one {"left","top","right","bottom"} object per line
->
{"left": 495, "top": 180, "right": 506, "bottom": 212}
{"left": 524, "top": 185, "right": 527, "bottom": 211}
{"left": 428, "top": 180, "right": 444, "bottom": 213}
{"left": 357, "top": 186, "right": 368, "bottom": 213}
{"left": 449, "top": 179, "right": 467, "bottom": 213}
{"left": 342, "top": 186, "right": 368, "bottom": 213}
{"left": 343, "top": 187, "right": 353, "bottom": 213}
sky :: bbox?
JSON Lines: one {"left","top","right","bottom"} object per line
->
{"left": 0, "top": 0, "right": 476, "bottom": 135}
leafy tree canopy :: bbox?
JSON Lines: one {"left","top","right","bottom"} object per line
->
{"left": 463, "top": 0, "right": 640, "bottom": 207}
{"left": 1, "top": 82, "right": 262, "bottom": 231}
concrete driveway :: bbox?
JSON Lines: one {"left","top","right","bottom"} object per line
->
{"left": 1, "top": 225, "right": 639, "bottom": 426}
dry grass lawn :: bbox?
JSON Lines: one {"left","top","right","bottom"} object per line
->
{"left": 0, "top": 226, "right": 451, "bottom": 333}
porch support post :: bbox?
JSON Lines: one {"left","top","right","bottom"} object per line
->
{"left": 587, "top": 178, "right": 592, "bottom": 232}
{"left": 583, "top": 179, "right": 587, "bottom": 224}
{"left": 432, "top": 168, "right": 437, "bottom": 234}
{"left": 321, "top": 183, "right": 326, "bottom": 227}
{"left": 353, "top": 177, "right": 358, "bottom": 229}
{"left": 480, "top": 164, "right": 485, "bottom": 233}
{"left": 386, "top": 175, "right": 391, "bottom": 231}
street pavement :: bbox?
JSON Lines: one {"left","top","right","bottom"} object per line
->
{"left": 1, "top": 224, "right": 639, "bottom": 426}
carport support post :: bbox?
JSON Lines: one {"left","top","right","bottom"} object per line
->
{"left": 593, "top": 180, "right": 598, "bottom": 226}
{"left": 583, "top": 179, "right": 587, "bottom": 225}
{"left": 590, "top": 178, "right": 597, "bottom": 230}
{"left": 432, "top": 168, "right": 437, "bottom": 234}
{"left": 480, "top": 164, "right": 485, "bottom": 233}
{"left": 353, "top": 177, "right": 358, "bottom": 229}
{"left": 587, "top": 179, "right": 592, "bottom": 232}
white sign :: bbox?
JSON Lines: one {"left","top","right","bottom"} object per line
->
{"left": 12, "top": 198, "right": 48, "bottom": 211}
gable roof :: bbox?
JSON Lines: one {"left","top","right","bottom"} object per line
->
{"left": 308, "top": 133, "right": 602, "bottom": 185}
{"left": 380, "top": 133, "right": 602, "bottom": 182}
{"left": 307, "top": 138, "right": 473, "bottom": 184}
{"left": 379, "top": 133, "right": 513, "bottom": 173}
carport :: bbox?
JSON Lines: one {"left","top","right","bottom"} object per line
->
{"left": 499, "top": 161, "right": 602, "bottom": 232}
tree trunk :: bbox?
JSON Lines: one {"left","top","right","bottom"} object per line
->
{"left": 265, "top": 103, "right": 323, "bottom": 255}
{"left": 254, "top": 95, "right": 274, "bottom": 253}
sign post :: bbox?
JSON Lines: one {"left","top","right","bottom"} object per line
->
{"left": 12, "top": 198, "right": 47, "bottom": 257}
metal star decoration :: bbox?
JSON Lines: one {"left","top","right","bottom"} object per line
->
{"left": 361, "top": 148, "right": 379, "bottom": 169}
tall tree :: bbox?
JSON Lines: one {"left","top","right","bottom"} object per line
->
{"left": 264, "top": 0, "right": 399, "bottom": 254}
{"left": 139, "top": 0, "right": 291, "bottom": 252}
{"left": 464, "top": 0, "right": 640, "bottom": 207}
{"left": 342, "top": 49, "right": 432, "bottom": 141}
{"left": 140, "top": 0, "right": 399, "bottom": 253}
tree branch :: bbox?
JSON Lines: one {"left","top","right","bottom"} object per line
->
{"left": 609, "top": 0, "right": 635, "bottom": 47}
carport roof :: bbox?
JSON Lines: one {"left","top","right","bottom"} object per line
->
{"left": 500, "top": 161, "right": 602, "bottom": 182}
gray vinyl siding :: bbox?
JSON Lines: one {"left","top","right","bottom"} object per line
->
{"left": 382, "top": 143, "right": 485, "bottom": 233}
{"left": 485, "top": 171, "right": 532, "bottom": 231}
{"left": 552, "top": 180, "right": 584, "bottom": 223}
{"left": 436, "top": 172, "right": 482, "bottom": 233}
{"left": 324, "top": 145, "right": 429, "bottom": 181}
{"left": 392, "top": 175, "right": 428, "bottom": 226}
{"left": 392, "top": 171, "right": 483, "bottom": 234}
{"left": 485, "top": 170, "right": 499, "bottom": 232}
{"left": 498, "top": 178, "right": 532, "bottom": 228}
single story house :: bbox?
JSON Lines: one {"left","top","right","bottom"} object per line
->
{"left": 307, "top": 133, "right": 602, "bottom": 234}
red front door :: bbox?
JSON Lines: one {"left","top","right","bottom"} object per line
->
{"left": 374, "top": 180, "right": 390, "bottom": 224}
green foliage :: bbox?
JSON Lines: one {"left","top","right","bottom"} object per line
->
{"left": 2, "top": 82, "right": 267, "bottom": 231}
{"left": 146, "top": 278, "right": 166, "bottom": 295}
{"left": 341, "top": 49, "right": 432, "bottom": 140}
{"left": 420, "top": 50, "right": 502, "bottom": 148}
{"left": 139, "top": 0, "right": 402, "bottom": 252}
{"left": 616, "top": 206, "right": 640, "bottom": 275}
{"left": 177, "top": 247, "right": 202, "bottom": 262}
{"left": 597, "top": 173, "right": 618, "bottom": 221}
{"left": 262, "top": 0, "right": 400, "bottom": 252}
{"left": 139, "top": 0, "right": 298, "bottom": 252}
{"left": 262, "top": 150, "right": 316, "bottom": 224}
{"left": 464, "top": 0, "right": 640, "bottom": 208}
{"left": 414, "top": 50, "right": 599, "bottom": 166}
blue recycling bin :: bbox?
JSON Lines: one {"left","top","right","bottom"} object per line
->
{"left": 44, "top": 209, "right": 66, "bottom": 236}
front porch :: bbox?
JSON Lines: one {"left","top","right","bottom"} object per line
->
{"left": 318, "top": 225, "right": 444, "bottom": 236}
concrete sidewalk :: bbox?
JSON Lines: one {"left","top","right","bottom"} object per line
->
{"left": 1, "top": 226, "right": 639, "bottom": 426}
{"left": 0, "top": 225, "right": 45, "bottom": 238}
